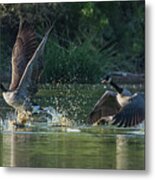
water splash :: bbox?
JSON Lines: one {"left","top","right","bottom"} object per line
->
{"left": 41, "top": 106, "right": 73, "bottom": 127}
{"left": 1, "top": 106, "right": 73, "bottom": 130}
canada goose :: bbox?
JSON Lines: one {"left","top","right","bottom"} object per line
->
{"left": 88, "top": 75, "right": 145, "bottom": 127}
{"left": 0, "top": 19, "right": 52, "bottom": 125}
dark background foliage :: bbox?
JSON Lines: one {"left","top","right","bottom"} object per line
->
{"left": 0, "top": 1, "right": 145, "bottom": 84}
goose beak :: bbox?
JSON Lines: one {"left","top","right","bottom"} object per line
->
{"left": 101, "top": 79, "right": 107, "bottom": 84}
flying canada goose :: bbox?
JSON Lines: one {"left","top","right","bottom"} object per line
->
{"left": 0, "top": 19, "right": 52, "bottom": 125}
{"left": 88, "top": 75, "right": 145, "bottom": 127}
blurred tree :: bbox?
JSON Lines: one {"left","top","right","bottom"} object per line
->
{"left": 0, "top": 1, "right": 145, "bottom": 84}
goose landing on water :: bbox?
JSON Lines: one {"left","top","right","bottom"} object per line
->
{"left": 88, "top": 75, "right": 145, "bottom": 127}
{"left": 0, "top": 20, "right": 52, "bottom": 125}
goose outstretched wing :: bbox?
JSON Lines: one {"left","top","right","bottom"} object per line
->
{"left": 9, "top": 20, "right": 37, "bottom": 91}
{"left": 16, "top": 26, "right": 52, "bottom": 97}
{"left": 112, "top": 93, "right": 145, "bottom": 127}
{"left": 88, "top": 90, "right": 120, "bottom": 124}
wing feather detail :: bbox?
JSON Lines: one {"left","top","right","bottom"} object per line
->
{"left": 112, "top": 93, "right": 145, "bottom": 127}
{"left": 9, "top": 20, "right": 37, "bottom": 91}
{"left": 88, "top": 90, "right": 120, "bottom": 124}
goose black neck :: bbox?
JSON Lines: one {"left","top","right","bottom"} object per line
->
{"left": 110, "top": 81, "right": 123, "bottom": 94}
{"left": 0, "top": 83, "right": 7, "bottom": 92}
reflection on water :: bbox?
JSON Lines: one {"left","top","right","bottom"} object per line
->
{"left": 0, "top": 84, "right": 145, "bottom": 169}
{"left": 116, "top": 135, "right": 129, "bottom": 169}
{"left": 1, "top": 127, "right": 144, "bottom": 169}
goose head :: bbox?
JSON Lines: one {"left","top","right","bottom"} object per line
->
{"left": 101, "top": 75, "right": 124, "bottom": 94}
{"left": 0, "top": 84, "right": 12, "bottom": 106}
{"left": 0, "top": 83, "right": 7, "bottom": 92}
{"left": 101, "top": 75, "right": 112, "bottom": 84}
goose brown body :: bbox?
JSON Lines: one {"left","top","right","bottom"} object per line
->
{"left": 88, "top": 75, "right": 145, "bottom": 127}
{"left": 0, "top": 19, "right": 52, "bottom": 123}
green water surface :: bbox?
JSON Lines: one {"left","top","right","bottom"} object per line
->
{"left": 0, "top": 84, "right": 145, "bottom": 169}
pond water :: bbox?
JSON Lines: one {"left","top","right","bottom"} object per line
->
{"left": 0, "top": 84, "right": 145, "bottom": 169}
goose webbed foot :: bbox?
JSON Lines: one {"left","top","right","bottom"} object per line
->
{"left": 13, "top": 122, "right": 26, "bottom": 128}
{"left": 8, "top": 120, "right": 26, "bottom": 128}
{"left": 16, "top": 111, "right": 31, "bottom": 126}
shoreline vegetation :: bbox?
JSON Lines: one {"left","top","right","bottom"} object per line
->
{"left": 0, "top": 1, "right": 145, "bottom": 84}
